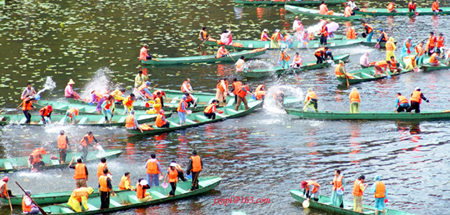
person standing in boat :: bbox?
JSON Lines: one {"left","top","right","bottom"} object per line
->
{"left": 177, "top": 95, "right": 188, "bottom": 126}
{"left": 349, "top": 87, "right": 361, "bottom": 113}
{"left": 401, "top": 36, "right": 414, "bottom": 59}
{"left": 216, "top": 78, "right": 229, "bottom": 105}
{"left": 22, "top": 96, "right": 36, "bottom": 124}
{"left": 301, "top": 180, "right": 320, "bottom": 202}
{"left": 385, "top": 37, "right": 396, "bottom": 61}
{"left": 361, "top": 21, "right": 373, "bottom": 42}
{"left": 187, "top": 150, "right": 203, "bottom": 191}
{"left": 290, "top": 52, "right": 303, "bottom": 68}
{"left": 270, "top": 29, "right": 283, "bottom": 48}
{"left": 414, "top": 41, "right": 425, "bottom": 66}
{"left": 371, "top": 175, "right": 388, "bottom": 215}
{"left": 409, "top": 88, "right": 429, "bottom": 113}
{"left": 280, "top": 50, "right": 290, "bottom": 69}
{"left": 57, "top": 130, "right": 70, "bottom": 164}
{"left": 436, "top": 33, "right": 445, "bottom": 58}
{"left": 123, "top": 93, "right": 136, "bottom": 114}
{"left": 352, "top": 175, "right": 368, "bottom": 212}
{"left": 318, "top": 22, "right": 328, "bottom": 46}
{"left": 97, "top": 158, "right": 112, "bottom": 180}
{"left": 199, "top": 27, "right": 208, "bottom": 41}
{"left": 235, "top": 82, "right": 251, "bottom": 111}
{"left": 303, "top": 88, "right": 319, "bottom": 113}
{"left": 67, "top": 187, "right": 94, "bottom": 212}
{"left": 330, "top": 169, "right": 346, "bottom": 208}
{"left": 428, "top": 32, "right": 437, "bottom": 56}
{"left": 146, "top": 153, "right": 163, "bottom": 187}
{"left": 22, "top": 190, "right": 40, "bottom": 214}
{"left": 394, "top": 93, "right": 410, "bottom": 113}
{"left": 29, "top": 147, "right": 46, "bottom": 171}
{"left": 21, "top": 83, "right": 37, "bottom": 100}
{"left": 220, "top": 29, "right": 232, "bottom": 46}
{"left": 69, "top": 158, "right": 89, "bottom": 188}
{"left": 99, "top": 168, "right": 115, "bottom": 209}
{"left": 164, "top": 163, "right": 180, "bottom": 197}
{"left": 80, "top": 131, "right": 99, "bottom": 162}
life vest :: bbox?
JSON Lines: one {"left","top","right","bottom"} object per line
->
{"left": 153, "top": 90, "right": 164, "bottom": 99}
{"left": 191, "top": 155, "right": 202, "bottom": 172}
{"left": 437, "top": 36, "right": 444, "bottom": 48}
{"left": 280, "top": 53, "right": 290, "bottom": 62}
{"left": 430, "top": 53, "right": 438, "bottom": 63}
{"left": 397, "top": 95, "right": 409, "bottom": 106}
{"left": 315, "top": 47, "right": 325, "bottom": 57}
{"left": 374, "top": 181, "right": 386, "bottom": 198}
{"left": 39, "top": 107, "right": 51, "bottom": 116}
{"left": 387, "top": 2, "right": 395, "bottom": 11}
{"left": 199, "top": 30, "right": 207, "bottom": 40}
{"left": 123, "top": 96, "right": 134, "bottom": 106}
{"left": 375, "top": 60, "right": 388, "bottom": 67}
{"left": 155, "top": 114, "right": 166, "bottom": 128}
{"left": 204, "top": 104, "right": 216, "bottom": 114}
{"left": 364, "top": 23, "right": 373, "bottom": 34}
{"left": 405, "top": 40, "right": 412, "bottom": 54}
{"left": 98, "top": 175, "right": 110, "bottom": 192}
{"left": 0, "top": 181, "right": 8, "bottom": 197}
{"left": 177, "top": 101, "right": 187, "bottom": 113}
{"left": 237, "top": 85, "right": 249, "bottom": 98}
{"left": 119, "top": 176, "right": 130, "bottom": 190}
{"left": 22, "top": 99, "right": 33, "bottom": 111}
{"left": 306, "top": 91, "right": 318, "bottom": 101}
{"left": 168, "top": 168, "right": 179, "bottom": 183}
{"left": 319, "top": 3, "right": 328, "bottom": 14}
{"left": 346, "top": 27, "right": 356, "bottom": 39}
{"left": 22, "top": 196, "right": 32, "bottom": 213}
{"left": 73, "top": 163, "right": 87, "bottom": 179}
{"left": 386, "top": 41, "right": 395, "bottom": 51}
{"left": 125, "top": 115, "right": 136, "bottom": 129}
{"left": 260, "top": 32, "right": 268, "bottom": 41}
{"left": 217, "top": 80, "right": 227, "bottom": 92}
{"left": 80, "top": 134, "right": 94, "bottom": 147}
{"left": 270, "top": 32, "right": 281, "bottom": 41}
{"left": 320, "top": 25, "right": 328, "bottom": 37}
{"left": 332, "top": 175, "right": 344, "bottom": 191}
{"left": 110, "top": 89, "right": 123, "bottom": 98}
{"left": 72, "top": 187, "right": 89, "bottom": 203}
{"left": 146, "top": 159, "right": 160, "bottom": 174}
{"left": 255, "top": 85, "right": 265, "bottom": 100}
{"left": 380, "top": 32, "right": 388, "bottom": 42}
{"left": 428, "top": 36, "right": 437, "bottom": 48}
{"left": 432, "top": 2, "right": 439, "bottom": 11}
{"left": 335, "top": 64, "right": 344, "bottom": 76}
{"left": 389, "top": 59, "right": 397, "bottom": 70}
{"left": 57, "top": 134, "right": 68, "bottom": 149}
{"left": 408, "top": 2, "right": 416, "bottom": 10}
{"left": 352, "top": 180, "right": 363, "bottom": 196}
{"left": 305, "top": 180, "right": 321, "bottom": 194}
{"left": 181, "top": 81, "right": 191, "bottom": 92}
{"left": 232, "top": 81, "right": 242, "bottom": 94}
{"left": 415, "top": 45, "right": 425, "bottom": 56}
{"left": 136, "top": 183, "right": 146, "bottom": 199}
{"left": 104, "top": 99, "right": 114, "bottom": 110}
{"left": 410, "top": 91, "right": 422, "bottom": 103}
{"left": 97, "top": 163, "right": 107, "bottom": 178}
{"left": 29, "top": 148, "right": 41, "bottom": 165}
{"left": 68, "top": 108, "right": 79, "bottom": 118}
{"left": 349, "top": 91, "right": 360, "bottom": 103}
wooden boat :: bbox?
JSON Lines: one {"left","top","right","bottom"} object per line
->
{"left": 141, "top": 49, "right": 266, "bottom": 65}
{"left": 290, "top": 189, "right": 418, "bottom": 214}
{"left": 355, "top": 7, "right": 450, "bottom": 16}
{"left": 420, "top": 59, "right": 450, "bottom": 72}
{"left": 234, "top": 0, "right": 346, "bottom": 6}
{"left": 34, "top": 100, "right": 152, "bottom": 115}
{"left": 0, "top": 150, "right": 122, "bottom": 173}
{"left": 205, "top": 37, "right": 361, "bottom": 51}
{"left": 0, "top": 113, "right": 158, "bottom": 126}
{"left": 336, "top": 62, "right": 412, "bottom": 84}
{"left": 128, "top": 100, "right": 262, "bottom": 135}
{"left": 285, "top": 108, "right": 450, "bottom": 120}
{"left": 285, "top": 5, "right": 363, "bottom": 20}
{"left": 42, "top": 177, "right": 222, "bottom": 214}
{"left": 241, "top": 54, "right": 350, "bottom": 78}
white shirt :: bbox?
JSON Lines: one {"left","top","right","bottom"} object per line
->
{"left": 347, "top": 0, "right": 357, "bottom": 10}
{"left": 360, "top": 54, "right": 369, "bottom": 66}
{"left": 182, "top": 82, "right": 193, "bottom": 93}
{"left": 293, "top": 20, "right": 301, "bottom": 31}
{"left": 220, "top": 31, "right": 232, "bottom": 44}
{"left": 21, "top": 87, "right": 36, "bottom": 100}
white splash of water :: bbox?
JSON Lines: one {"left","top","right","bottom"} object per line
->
{"left": 80, "top": 68, "right": 113, "bottom": 99}
{"left": 264, "top": 85, "right": 304, "bottom": 114}
{"left": 306, "top": 20, "right": 326, "bottom": 36}
{"left": 36, "top": 76, "right": 57, "bottom": 95}
{"left": 246, "top": 60, "right": 278, "bottom": 72}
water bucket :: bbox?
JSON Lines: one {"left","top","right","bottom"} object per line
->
{"left": 302, "top": 199, "right": 310, "bottom": 208}
{"left": 186, "top": 174, "right": 192, "bottom": 180}
{"left": 161, "top": 182, "right": 169, "bottom": 188}
{"left": 336, "top": 189, "right": 344, "bottom": 196}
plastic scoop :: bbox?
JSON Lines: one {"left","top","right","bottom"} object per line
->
{"left": 161, "top": 182, "right": 169, "bottom": 188}
{"left": 186, "top": 174, "right": 192, "bottom": 180}
{"left": 302, "top": 199, "right": 310, "bottom": 208}
{"left": 218, "top": 110, "right": 223, "bottom": 114}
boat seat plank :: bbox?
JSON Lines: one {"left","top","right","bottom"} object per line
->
{"left": 3, "top": 162, "right": 12, "bottom": 169}
{"left": 50, "top": 160, "right": 60, "bottom": 165}
{"left": 185, "top": 119, "right": 197, "bottom": 125}
{"left": 109, "top": 199, "right": 121, "bottom": 207}
{"left": 19, "top": 117, "right": 26, "bottom": 124}
{"left": 226, "top": 109, "right": 238, "bottom": 113}
{"left": 151, "top": 191, "right": 167, "bottom": 199}
{"left": 128, "top": 195, "right": 141, "bottom": 203}
{"left": 176, "top": 187, "right": 188, "bottom": 194}
{"left": 78, "top": 117, "right": 88, "bottom": 124}
{"left": 169, "top": 121, "right": 180, "bottom": 127}
{"left": 87, "top": 203, "right": 98, "bottom": 210}
{"left": 363, "top": 211, "right": 375, "bottom": 214}
{"left": 61, "top": 207, "right": 74, "bottom": 213}
{"left": 98, "top": 117, "right": 105, "bottom": 124}
{"left": 170, "top": 97, "right": 179, "bottom": 103}
{"left": 196, "top": 115, "right": 209, "bottom": 121}
{"left": 118, "top": 117, "right": 126, "bottom": 123}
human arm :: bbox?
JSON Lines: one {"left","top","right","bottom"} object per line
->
{"left": 157, "top": 162, "right": 163, "bottom": 176}
{"left": 81, "top": 195, "right": 89, "bottom": 210}
{"left": 371, "top": 183, "right": 377, "bottom": 193}
{"left": 68, "top": 157, "right": 75, "bottom": 168}
{"left": 182, "top": 101, "right": 186, "bottom": 111}
{"left": 421, "top": 93, "right": 429, "bottom": 102}
{"left": 134, "top": 117, "right": 139, "bottom": 128}
{"left": 107, "top": 178, "right": 114, "bottom": 195}
{"left": 186, "top": 158, "right": 193, "bottom": 175}
{"left": 85, "top": 166, "right": 89, "bottom": 181}
{"left": 306, "top": 185, "right": 314, "bottom": 199}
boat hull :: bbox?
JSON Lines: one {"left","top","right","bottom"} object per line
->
{"left": 355, "top": 7, "right": 450, "bottom": 16}
{"left": 285, "top": 5, "right": 363, "bottom": 20}
{"left": 234, "top": 0, "right": 346, "bottom": 5}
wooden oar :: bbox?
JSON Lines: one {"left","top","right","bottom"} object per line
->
{"left": 343, "top": 64, "right": 350, "bottom": 87}
{"left": 15, "top": 182, "right": 48, "bottom": 215}
{"left": 7, "top": 194, "right": 12, "bottom": 212}
{"left": 197, "top": 36, "right": 210, "bottom": 49}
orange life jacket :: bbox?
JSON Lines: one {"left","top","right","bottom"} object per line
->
{"left": 374, "top": 181, "right": 386, "bottom": 198}
{"left": 68, "top": 108, "right": 79, "bottom": 118}
{"left": 136, "top": 184, "right": 147, "bottom": 199}
{"left": 39, "top": 107, "right": 51, "bottom": 116}
{"left": 73, "top": 163, "right": 87, "bottom": 179}
{"left": 153, "top": 90, "right": 164, "bottom": 99}
{"left": 306, "top": 91, "right": 318, "bottom": 101}
{"left": 437, "top": 36, "right": 444, "bottom": 48}
{"left": 22, "top": 99, "right": 33, "bottom": 111}
{"left": 168, "top": 168, "right": 178, "bottom": 183}
{"left": 204, "top": 104, "right": 216, "bottom": 114}
{"left": 255, "top": 85, "right": 265, "bottom": 100}
{"left": 237, "top": 85, "right": 249, "bottom": 98}
{"left": 119, "top": 177, "right": 130, "bottom": 190}
{"left": 305, "top": 180, "right": 321, "bottom": 193}
{"left": 57, "top": 134, "right": 68, "bottom": 149}
{"left": 72, "top": 187, "right": 89, "bottom": 203}
{"left": 320, "top": 25, "right": 328, "bottom": 37}
{"left": 346, "top": 27, "right": 356, "bottom": 39}
{"left": 22, "top": 196, "right": 32, "bottom": 213}
{"left": 217, "top": 80, "right": 227, "bottom": 92}
{"left": 363, "top": 23, "right": 373, "bottom": 34}
{"left": 280, "top": 53, "right": 290, "bottom": 62}
{"left": 92, "top": 92, "right": 103, "bottom": 102}
{"left": 177, "top": 101, "right": 187, "bottom": 113}
{"left": 124, "top": 96, "right": 134, "bottom": 106}
{"left": 191, "top": 155, "right": 202, "bottom": 172}
{"left": 0, "top": 181, "right": 8, "bottom": 198}
{"left": 98, "top": 175, "right": 110, "bottom": 192}
{"left": 315, "top": 47, "right": 325, "bottom": 57}
{"left": 410, "top": 91, "right": 422, "bottom": 103}
{"left": 97, "top": 163, "right": 107, "bottom": 178}
{"left": 408, "top": 2, "right": 416, "bottom": 10}
{"left": 386, "top": 41, "right": 395, "bottom": 51}
{"left": 352, "top": 180, "right": 363, "bottom": 196}
{"left": 232, "top": 81, "right": 242, "bottom": 94}
{"left": 397, "top": 95, "right": 409, "bottom": 106}
{"left": 125, "top": 115, "right": 136, "bottom": 128}
{"left": 29, "top": 148, "right": 41, "bottom": 165}
{"left": 181, "top": 81, "right": 191, "bottom": 92}
{"left": 185, "top": 95, "right": 193, "bottom": 103}
{"left": 349, "top": 91, "right": 360, "bottom": 103}
{"left": 146, "top": 159, "right": 159, "bottom": 174}
{"left": 271, "top": 32, "right": 281, "bottom": 41}
{"left": 199, "top": 30, "right": 207, "bottom": 39}
{"left": 376, "top": 60, "right": 388, "bottom": 67}
{"left": 332, "top": 175, "right": 344, "bottom": 191}
{"left": 335, "top": 64, "right": 344, "bottom": 76}
{"left": 80, "top": 134, "right": 94, "bottom": 147}
{"left": 432, "top": 2, "right": 439, "bottom": 11}
{"left": 387, "top": 2, "right": 395, "bottom": 11}
{"left": 380, "top": 32, "right": 388, "bottom": 41}
{"left": 429, "top": 36, "right": 437, "bottom": 48}
{"left": 415, "top": 45, "right": 425, "bottom": 56}
{"left": 155, "top": 114, "right": 166, "bottom": 128}
{"left": 104, "top": 99, "right": 114, "bottom": 110}
{"left": 430, "top": 53, "right": 438, "bottom": 63}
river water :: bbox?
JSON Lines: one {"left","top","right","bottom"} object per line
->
{"left": 1, "top": 0, "right": 450, "bottom": 214}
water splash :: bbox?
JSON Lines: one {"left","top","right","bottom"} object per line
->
{"left": 80, "top": 68, "right": 112, "bottom": 99}
{"left": 247, "top": 60, "right": 277, "bottom": 72}
{"left": 36, "top": 76, "right": 56, "bottom": 95}
{"left": 306, "top": 20, "right": 326, "bottom": 35}
{"left": 264, "top": 85, "right": 304, "bottom": 114}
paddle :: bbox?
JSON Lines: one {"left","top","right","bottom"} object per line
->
{"left": 197, "top": 36, "right": 210, "bottom": 49}
{"left": 343, "top": 64, "right": 350, "bottom": 87}
{"left": 15, "top": 182, "right": 47, "bottom": 215}
{"left": 7, "top": 194, "right": 12, "bottom": 212}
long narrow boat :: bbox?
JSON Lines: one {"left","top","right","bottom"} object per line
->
{"left": 141, "top": 49, "right": 266, "bottom": 65}
{"left": 34, "top": 100, "right": 153, "bottom": 115}
{"left": 241, "top": 54, "right": 350, "bottom": 78}
{"left": 285, "top": 5, "right": 363, "bottom": 20}
{"left": 0, "top": 113, "right": 159, "bottom": 126}
{"left": 0, "top": 150, "right": 122, "bottom": 173}
{"left": 355, "top": 7, "right": 450, "bottom": 16}
{"left": 336, "top": 62, "right": 411, "bottom": 84}
{"left": 285, "top": 108, "right": 450, "bottom": 120}
{"left": 235, "top": 0, "right": 346, "bottom": 6}
{"left": 42, "top": 177, "right": 222, "bottom": 214}
{"left": 420, "top": 59, "right": 450, "bottom": 72}
{"left": 128, "top": 100, "right": 262, "bottom": 135}
{"left": 290, "top": 189, "right": 418, "bottom": 214}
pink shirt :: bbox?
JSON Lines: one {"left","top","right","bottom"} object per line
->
{"left": 139, "top": 47, "right": 149, "bottom": 61}
{"left": 65, "top": 84, "right": 74, "bottom": 97}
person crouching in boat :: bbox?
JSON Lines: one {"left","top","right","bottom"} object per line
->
{"left": 125, "top": 110, "right": 139, "bottom": 130}
{"left": 377, "top": 29, "right": 388, "bottom": 43}
{"left": 394, "top": 93, "right": 410, "bottom": 113}
{"left": 303, "top": 88, "right": 319, "bottom": 113}
{"left": 22, "top": 190, "right": 39, "bottom": 214}
{"left": 290, "top": 52, "right": 303, "bottom": 68}
{"left": 236, "top": 56, "right": 246, "bottom": 73}
{"left": 388, "top": 56, "right": 401, "bottom": 74}
{"left": 123, "top": 93, "right": 136, "bottom": 114}
{"left": 371, "top": 175, "right": 388, "bottom": 215}
{"left": 410, "top": 87, "right": 429, "bottom": 113}
{"left": 39, "top": 105, "right": 53, "bottom": 124}
{"left": 373, "top": 60, "right": 388, "bottom": 76}
{"left": 353, "top": 175, "right": 368, "bottom": 212}
{"left": 29, "top": 147, "right": 47, "bottom": 171}
{"left": 301, "top": 180, "right": 320, "bottom": 202}
{"left": 408, "top": 1, "right": 417, "bottom": 12}
{"left": 119, "top": 172, "right": 135, "bottom": 191}
{"left": 429, "top": 52, "right": 440, "bottom": 66}
{"left": 254, "top": 84, "right": 266, "bottom": 101}
{"left": 156, "top": 109, "right": 170, "bottom": 128}
{"left": 110, "top": 88, "right": 126, "bottom": 103}
{"left": 204, "top": 100, "right": 221, "bottom": 120}
{"left": 403, "top": 55, "right": 417, "bottom": 71}
{"left": 64, "top": 108, "right": 79, "bottom": 124}
{"left": 153, "top": 90, "right": 167, "bottom": 108}
{"left": 314, "top": 46, "right": 332, "bottom": 64}
{"left": 67, "top": 187, "right": 94, "bottom": 212}
{"left": 349, "top": 87, "right": 360, "bottom": 113}
{"left": 65, "top": 79, "right": 80, "bottom": 100}
{"left": 138, "top": 81, "right": 153, "bottom": 99}
{"left": 215, "top": 45, "right": 229, "bottom": 58}
{"left": 136, "top": 179, "right": 152, "bottom": 201}
{"left": 273, "top": 91, "right": 285, "bottom": 108}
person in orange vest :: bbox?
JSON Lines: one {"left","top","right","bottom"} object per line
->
{"left": 119, "top": 172, "right": 135, "bottom": 191}
{"left": 58, "top": 130, "right": 70, "bottom": 164}
{"left": 216, "top": 45, "right": 229, "bottom": 58}
{"left": 374, "top": 60, "right": 388, "bottom": 76}
{"left": 69, "top": 158, "right": 89, "bottom": 188}
{"left": 314, "top": 46, "right": 333, "bottom": 64}
{"left": 429, "top": 52, "right": 440, "bottom": 66}
{"left": 125, "top": 110, "right": 139, "bottom": 129}
{"left": 408, "top": 1, "right": 417, "bottom": 12}
{"left": 349, "top": 87, "right": 361, "bottom": 113}
{"left": 236, "top": 56, "right": 246, "bottom": 72}
{"left": 235, "top": 82, "right": 252, "bottom": 111}
{"left": 146, "top": 153, "right": 163, "bottom": 187}
{"left": 216, "top": 78, "right": 229, "bottom": 105}
{"left": 410, "top": 88, "right": 429, "bottom": 113}
{"left": 28, "top": 147, "right": 47, "bottom": 171}
{"left": 153, "top": 90, "right": 167, "bottom": 108}
{"left": 280, "top": 50, "right": 290, "bottom": 69}
{"left": 170, "top": 161, "right": 187, "bottom": 181}
{"left": 377, "top": 29, "right": 388, "bottom": 43}
{"left": 303, "top": 88, "right": 319, "bottom": 112}
{"left": 110, "top": 88, "right": 126, "bottom": 102}
{"left": 428, "top": 32, "right": 437, "bottom": 56}
{"left": 388, "top": 56, "right": 401, "bottom": 74}
{"left": 64, "top": 108, "right": 79, "bottom": 124}
{"left": 330, "top": 169, "right": 346, "bottom": 208}
{"left": 139, "top": 44, "right": 152, "bottom": 62}
{"left": 101, "top": 95, "right": 115, "bottom": 123}
{"left": 401, "top": 36, "right": 414, "bottom": 58}
{"left": 97, "top": 158, "right": 112, "bottom": 180}
{"left": 371, "top": 175, "right": 388, "bottom": 215}
{"left": 319, "top": 1, "right": 328, "bottom": 15}
{"left": 22, "top": 190, "right": 40, "bottom": 214}
{"left": 123, "top": 93, "right": 136, "bottom": 114}
{"left": 198, "top": 27, "right": 208, "bottom": 41}
{"left": 164, "top": 163, "right": 186, "bottom": 196}
{"left": 346, "top": 26, "right": 356, "bottom": 39}
{"left": 136, "top": 179, "right": 152, "bottom": 201}
{"left": 186, "top": 150, "right": 203, "bottom": 191}
{"left": 231, "top": 78, "right": 242, "bottom": 104}
{"left": 254, "top": 84, "right": 266, "bottom": 101}
{"left": 80, "top": 131, "right": 99, "bottom": 161}
{"left": 301, "top": 180, "right": 321, "bottom": 202}
{"left": 181, "top": 78, "right": 194, "bottom": 94}
{"left": 204, "top": 100, "right": 222, "bottom": 120}
{"left": 334, "top": 60, "right": 352, "bottom": 79}
{"left": 361, "top": 21, "right": 373, "bottom": 42}
{"left": 270, "top": 29, "right": 283, "bottom": 48}
{"left": 98, "top": 168, "right": 115, "bottom": 209}
{"left": 177, "top": 95, "right": 188, "bottom": 126}
{"left": 352, "top": 175, "right": 368, "bottom": 212}
{"left": 138, "top": 81, "right": 153, "bottom": 99}
{"left": 318, "top": 22, "right": 328, "bottom": 46}
{"left": 39, "top": 105, "right": 53, "bottom": 124}
{"left": 22, "top": 96, "right": 36, "bottom": 124}
{"left": 394, "top": 93, "right": 410, "bottom": 113}
{"left": 260, "top": 29, "right": 270, "bottom": 41}
{"left": 155, "top": 109, "right": 170, "bottom": 128}
{"left": 432, "top": 0, "right": 442, "bottom": 12}
{"left": 90, "top": 89, "right": 103, "bottom": 104}
{"left": 273, "top": 91, "right": 285, "bottom": 108}
{"left": 0, "top": 177, "right": 10, "bottom": 201}
{"left": 387, "top": 2, "right": 397, "bottom": 12}
{"left": 67, "top": 187, "right": 94, "bottom": 212}
{"left": 436, "top": 33, "right": 445, "bottom": 58}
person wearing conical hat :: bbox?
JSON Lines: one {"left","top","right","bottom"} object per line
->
{"left": 65, "top": 79, "right": 80, "bottom": 100}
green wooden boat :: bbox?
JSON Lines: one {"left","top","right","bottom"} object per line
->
{"left": 285, "top": 108, "right": 450, "bottom": 120}
{"left": 0, "top": 150, "right": 122, "bottom": 173}
{"left": 420, "top": 59, "right": 450, "bottom": 72}
{"left": 235, "top": 0, "right": 346, "bottom": 6}
{"left": 141, "top": 49, "right": 266, "bottom": 65}
{"left": 336, "top": 62, "right": 411, "bottom": 84}
{"left": 0, "top": 113, "right": 158, "bottom": 126}
{"left": 290, "top": 189, "right": 418, "bottom": 214}
{"left": 205, "top": 38, "right": 361, "bottom": 51}
{"left": 242, "top": 54, "right": 350, "bottom": 78}
{"left": 42, "top": 177, "right": 222, "bottom": 214}
{"left": 285, "top": 5, "right": 363, "bottom": 20}
{"left": 355, "top": 7, "right": 450, "bottom": 16}
{"left": 128, "top": 100, "right": 262, "bottom": 135}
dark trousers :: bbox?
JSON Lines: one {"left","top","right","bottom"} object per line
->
{"left": 326, "top": 51, "right": 334, "bottom": 60}
{"left": 428, "top": 48, "right": 435, "bottom": 56}
{"left": 23, "top": 110, "right": 31, "bottom": 124}
{"left": 410, "top": 101, "right": 421, "bottom": 113}
{"left": 234, "top": 94, "right": 238, "bottom": 104}
{"left": 187, "top": 101, "right": 195, "bottom": 107}
{"left": 59, "top": 148, "right": 67, "bottom": 164}
{"left": 161, "top": 98, "right": 164, "bottom": 108}
{"left": 235, "top": 96, "right": 249, "bottom": 111}
{"left": 81, "top": 145, "right": 88, "bottom": 161}
{"left": 397, "top": 104, "right": 410, "bottom": 112}
{"left": 204, "top": 112, "right": 216, "bottom": 120}
{"left": 169, "top": 182, "right": 177, "bottom": 196}
{"left": 316, "top": 55, "right": 324, "bottom": 64}
{"left": 100, "top": 191, "right": 110, "bottom": 209}
{"left": 320, "top": 35, "right": 327, "bottom": 46}
{"left": 160, "top": 123, "right": 170, "bottom": 128}
{"left": 191, "top": 171, "right": 200, "bottom": 190}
